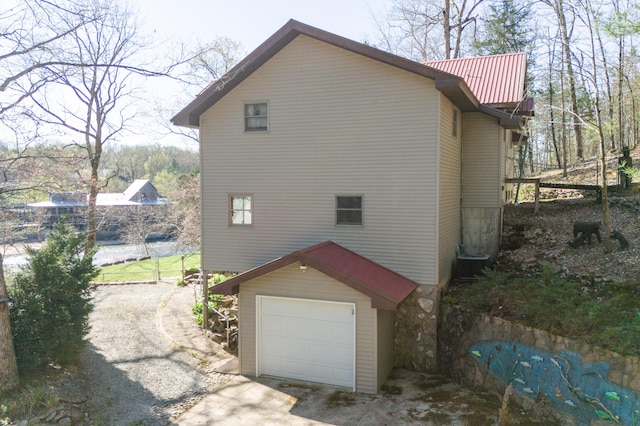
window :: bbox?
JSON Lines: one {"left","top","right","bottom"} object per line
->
{"left": 230, "top": 195, "right": 252, "bottom": 225}
{"left": 452, "top": 108, "right": 458, "bottom": 138}
{"left": 245, "top": 103, "right": 268, "bottom": 131}
{"left": 336, "top": 196, "right": 363, "bottom": 226}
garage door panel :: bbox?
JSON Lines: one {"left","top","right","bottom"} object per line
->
{"left": 258, "top": 297, "right": 355, "bottom": 389}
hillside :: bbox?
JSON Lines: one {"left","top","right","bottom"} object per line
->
{"left": 498, "top": 151, "right": 640, "bottom": 282}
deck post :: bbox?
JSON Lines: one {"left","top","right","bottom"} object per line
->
{"left": 534, "top": 180, "right": 540, "bottom": 214}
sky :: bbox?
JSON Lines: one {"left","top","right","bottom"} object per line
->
{"left": 1, "top": 1, "right": 390, "bottom": 149}
{"left": 126, "top": 0, "right": 389, "bottom": 147}
{"left": 137, "top": 0, "right": 387, "bottom": 54}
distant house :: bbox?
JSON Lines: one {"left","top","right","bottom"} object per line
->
{"left": 28, "top": 179, "right": 169, "bottom": 234}
{"left": 172, "top": 20, "right": 531, "bottom": 393}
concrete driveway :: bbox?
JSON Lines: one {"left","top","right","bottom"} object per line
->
{"left": 163, "top": 284, "right": 546, "bottom": 425}
{"left": 171, "top": 368, "right": 533, "bottom": 425}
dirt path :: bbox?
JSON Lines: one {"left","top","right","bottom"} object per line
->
{"left": 68, "top": 282, "right": 232, "bottom": 425}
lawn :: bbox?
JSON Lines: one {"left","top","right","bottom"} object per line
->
{"left": 95, "top": 252, "right": 200, "bottom": 282}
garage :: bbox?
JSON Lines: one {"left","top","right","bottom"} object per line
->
{"left": 209, "top": 241, "right": 418, "bottom": 394}
{"left": 258, "top": 296, "right": 355, "bottom": 388}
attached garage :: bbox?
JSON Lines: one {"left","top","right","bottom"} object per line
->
{"left": 210, "top": 241, "right": 418, "bottom": 394}
{"left": 258, "top": 296, "right": 355, "bottom": 388}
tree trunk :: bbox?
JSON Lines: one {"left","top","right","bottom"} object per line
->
{"left": 554, "top": 0, "right": 584, "bottom": 159}
{"left": 560, "top": 57, "right": 568, "bottom": 177}
{"left": 444, "top": 0, "right": 451, "bottom": 59}
{"left": 0, "top": 255, "right": 20, "bottom": 391}
{"left": 85, "top": 162, "right": 99, "bottom": 253}
{"left": 583, "top": 0, "right": 612, "bottom": 252}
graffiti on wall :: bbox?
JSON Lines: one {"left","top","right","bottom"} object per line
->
{"left": 470, "top": 341, "right": 639, "bottom": 425}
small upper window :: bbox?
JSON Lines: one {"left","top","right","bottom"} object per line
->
{"left": 245, "top": 103, "right": 268, "bottom": 132}
{"left": 452, "top": 108, "right": 458, "bottom": 138}
{"left": 336, "top": 196, "right": 363, "bottom": 226}
{"left": 230, "top": 194, "right": 252, "bottom": 225}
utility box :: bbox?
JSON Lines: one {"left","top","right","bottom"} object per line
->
{"left": 454, "top": 254, "right": 491, "bottom": 280}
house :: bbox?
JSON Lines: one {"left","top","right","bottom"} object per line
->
{"left": 28, "top": 179, "right": 169, "bottom": 237}
{"left": 172, "top": 20, "right": 529, "bottom": 393}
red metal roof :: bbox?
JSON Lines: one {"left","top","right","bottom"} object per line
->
{"left": 425, "top": 53, "right": 527, "bottom": 108}
{"left": 209, "top": 241, "right": 419, "bottom": 310}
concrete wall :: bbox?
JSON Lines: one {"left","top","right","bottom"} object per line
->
{"left": 461, "top": 112, "right": 504, "bottom": 257}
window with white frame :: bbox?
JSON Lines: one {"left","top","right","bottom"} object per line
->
{"left": 244, "top": 103, "right": 268, "bottom": 131}
{"left": 229, "top": 194, "right": 253, "bottom": 225}
{"left": 336, "top": 195, "right": 363, "bottom": 226}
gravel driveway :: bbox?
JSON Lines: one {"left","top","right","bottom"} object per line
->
{"left": 72, "top": 282, "right": 231, "bottom": 425}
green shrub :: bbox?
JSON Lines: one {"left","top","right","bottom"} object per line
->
{"left": 9, "top": 221, "right": 99, "bottom": 373}
{"left": 191, "top": 275, "right": 229, "bottom": 325}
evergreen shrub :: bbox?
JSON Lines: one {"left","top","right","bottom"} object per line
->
{"left": 9, "top": 221, "right": 99, "bottom": 372}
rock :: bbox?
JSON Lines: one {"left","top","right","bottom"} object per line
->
{"left": 69, "top": 407, "right": 84, "bottom": 422}
{"left": 417, "top": 297, "right": 434, "bottom": 313}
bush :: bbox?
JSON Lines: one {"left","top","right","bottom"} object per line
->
{"left": 9, "top": 221, "right": 99, "bottom": 373}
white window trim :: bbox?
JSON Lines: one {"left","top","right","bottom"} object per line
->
{"left": 229, "top": 194, "right": 253, "bottom": 227}
{"left": 335, "top": 195, "right": 364, "bottom": 227}
{"left": 244, "top": 101, "right": 269, "bottom": 133}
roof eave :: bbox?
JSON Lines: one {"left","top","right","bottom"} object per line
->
{"left": 208, "top": 255, "right": 296, "bottom": 295}
{"left": 479, "top": 105, "right": 522, "bottom": 129}
{"left": 208, "top": 242, "right": 416, "bottom": 310}
{"left": 171, "top": 19, "right": 477, "bottom": 128}
{"left": 435, "top": 77, "right": 480, "bottom": 111}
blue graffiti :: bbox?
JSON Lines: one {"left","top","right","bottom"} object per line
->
{"left": 470, "top": 341, "right": 639, "bottom": 425}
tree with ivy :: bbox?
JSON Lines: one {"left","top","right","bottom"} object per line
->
{"left": 9, "top": 221, "right": 99, "bottom": 372}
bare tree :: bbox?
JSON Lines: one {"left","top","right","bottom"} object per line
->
{"left": 117, "top": 205, "right": 173, "bottom": 253}
{"left": 29, "top": 0, "right": 164, "bottom": 252}
{"left": 579, "top": 0, "right": 612, "bottom": 252}
{"left": 0, "top": 0, "right": 95, "bottom": 392}
{"left": 374, "top": 0, "right": 484, "bottom": 61}
{"left": 539, "top": 0, "right": 585, "bottom": 159}
{"left": 152, "top": 36, "right": 244, "bottom": 145}
{"left": 170, "top": 173, "right": 200, "bottom": 247}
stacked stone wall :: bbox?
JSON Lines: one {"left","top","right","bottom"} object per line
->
{"left": 394, "top": 286, "right": 439, "bottom": 372}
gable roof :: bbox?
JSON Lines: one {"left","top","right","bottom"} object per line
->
{"left": 123, "top": 179, "right": 155, "bottom": 201}
{"left": 209, "top": 241, "right": 419, "bottom": 310}
{"left": 171, "top": 19, "right": 520, "bottom": 129}
{"left": 425, "top": 53, "right": 533, "bottom": 114}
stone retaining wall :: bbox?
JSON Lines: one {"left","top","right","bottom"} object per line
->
{"left": 394, "top": 286, "right": 439, "bottom": 372}
{"left": 438, "top": 304, "right": 640, "bottom": 425}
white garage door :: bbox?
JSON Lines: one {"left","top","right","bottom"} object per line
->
{"left": 257, "top": 296, "right": 355, "bottom": 389}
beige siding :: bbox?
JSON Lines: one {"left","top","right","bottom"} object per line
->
{"left": 238, "top": 263, "right": 378, "bottom": 394}
{"left": 461, "top": 112, "right": 504, "bottom": 256}
{"left": 376, "top": 309, "right": 395, "bottom": 388}
{"left": 200, "top": 35, "right": 439, "bottom": 284}
{"left": 438, "top": 97, "right": 462, "bottom": 285}
{"left": 461, "top": 112, "right": 502, "bottom": 208}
